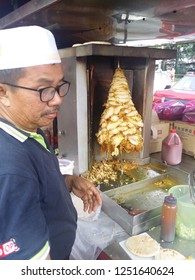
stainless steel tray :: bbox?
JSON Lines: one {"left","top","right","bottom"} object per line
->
{"left": 102, "top": 168, "right": 188, "bottom": 236}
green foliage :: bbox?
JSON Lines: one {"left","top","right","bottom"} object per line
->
{"left": 155, "top": 43, "right": 195, "bottom": 75}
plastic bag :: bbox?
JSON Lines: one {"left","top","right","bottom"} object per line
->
{"left": 70, "top": 211, "right": 125, "bottom": 260}
{"left": 70, "top": 212, "right": 114, "bottom": 260}
{"left": 71, "top": 192, "right": 101, "bottom": 221}
{"left": 70, "top": 219, "right": 102, "bottom": 260}
{"left": 154, "top": 100, "right": 185, "bottom": 120}
{"left": 182, "top": 100, "right": 195, "bottom": 123}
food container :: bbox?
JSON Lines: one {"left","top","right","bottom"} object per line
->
{"left": 102, "top": 173, "right": 185, "bottom": 235}
{"left": 168, "top": 185, "right": 195, "bottom": 240}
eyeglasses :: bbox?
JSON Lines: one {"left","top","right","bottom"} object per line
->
{"left": 0, "top": 80, "right": 71, "bottom": 102}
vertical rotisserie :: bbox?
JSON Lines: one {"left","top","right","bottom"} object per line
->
{"left": 96, "top": 67, "right": 143, "bottom": 157}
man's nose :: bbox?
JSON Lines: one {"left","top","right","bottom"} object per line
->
{"left": 48, "top": 91, "right": 63, "bottom": 105}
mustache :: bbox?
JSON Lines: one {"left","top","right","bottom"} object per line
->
{"left": 41, "top": 107, "right": 59, "bottom": 117}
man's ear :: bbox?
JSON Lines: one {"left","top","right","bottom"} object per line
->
{"left": 0, "top": 84, "right": 10, "bottom": 106}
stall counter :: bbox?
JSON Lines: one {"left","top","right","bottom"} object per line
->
{"left": 98, "top": 153, "right": 195, "bottom": 260}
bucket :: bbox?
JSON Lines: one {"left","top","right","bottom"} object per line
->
{"left": 168, "top": 185, "right": 195, "bottom": 240}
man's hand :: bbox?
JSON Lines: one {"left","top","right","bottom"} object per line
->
{"left": 65, "top": 175, "right": 102, "bottom": 213}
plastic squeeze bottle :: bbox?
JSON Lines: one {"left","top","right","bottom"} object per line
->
{"left": 160, "top": 194, "right": 177, "bottom": 242}
{"left": 161, "top": 129, "right": 182, "bottom": 165}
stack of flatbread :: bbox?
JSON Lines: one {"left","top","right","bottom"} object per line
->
{"left": 125, "top": 234, "right": 160, "bottom": 258}
{"left": 96, "top": 67, "right": 143, "bottom": 157}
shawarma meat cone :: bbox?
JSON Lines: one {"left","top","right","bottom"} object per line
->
{"left": 96, "top": 67, "right": 143, "bottom": 157}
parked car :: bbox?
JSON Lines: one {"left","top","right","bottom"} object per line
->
{"left": 153, "top": 72, "right": 195, "bottom": 104}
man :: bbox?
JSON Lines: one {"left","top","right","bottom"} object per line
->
{"left": 0, "top": 26, "right": 102, "bottom": 260}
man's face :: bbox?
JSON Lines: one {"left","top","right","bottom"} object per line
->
{"left": 1, "top": 63, "right": 64, "bottom": 132}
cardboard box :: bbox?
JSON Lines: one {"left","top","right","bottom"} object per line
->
{"left": 150, "top": 122, "right": 170, "bottom": 154}
{"left": 174, "top": 121, "right": 195, "bottom": 157}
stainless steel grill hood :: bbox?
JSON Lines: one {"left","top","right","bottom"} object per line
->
{"left": 0, "top": 0, "right": 195, "bottom": 48}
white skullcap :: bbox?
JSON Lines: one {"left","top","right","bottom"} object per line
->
{"left": 0, "top": 25, "right": 61, "bottom": 70}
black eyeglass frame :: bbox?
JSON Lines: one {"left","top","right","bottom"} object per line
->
{"left": 0, "top": 80, "right": 71, "bottom": 102}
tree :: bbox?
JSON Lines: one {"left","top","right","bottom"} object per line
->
{"left": 155, "top": 43, "right": 195, "bottom": 76}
